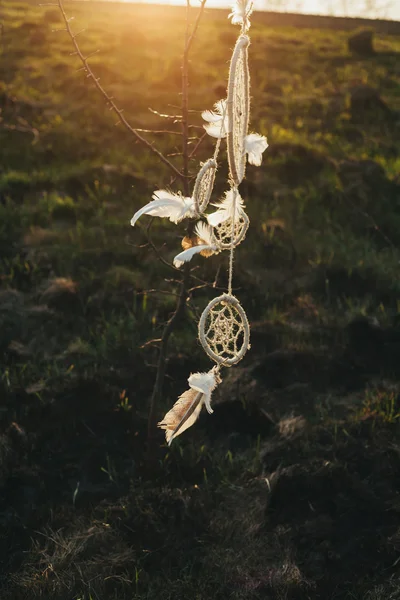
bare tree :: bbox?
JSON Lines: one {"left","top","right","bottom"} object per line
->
{"left": 43, "top": 0, "right": 208, "bottom": 449}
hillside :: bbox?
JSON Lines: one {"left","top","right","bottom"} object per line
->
{"left": 1, "top": 1, "right": 400, "bottom": 598}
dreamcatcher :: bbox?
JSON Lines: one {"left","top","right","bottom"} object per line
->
{"left": 198, "top": 294, "right": 250, "bottom": 367}
{"left": 131, "top": 0, "right": 269, "bottom": 445}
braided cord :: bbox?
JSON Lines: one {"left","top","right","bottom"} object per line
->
{"left": 227, "top": 187, "right": 238, "bottom": 295}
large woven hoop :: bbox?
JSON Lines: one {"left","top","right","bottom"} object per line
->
{"left": 227, "top": 35, "right": 250, "bottom": 186}
{"left": 193, "top": 158, "right": 217, "bottom": 214}
{"left": 213, "top": 211, "right": 249, "bottom": 249}
{"left": 198, "top": 293, "right": 250, "bottom": 366}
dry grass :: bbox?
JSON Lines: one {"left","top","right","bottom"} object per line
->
{"left": 1, "top": 1, "right": 400, "bottom": 598}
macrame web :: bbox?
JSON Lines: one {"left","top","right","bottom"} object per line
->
{"left": 199, "top": 294, "right": 250, "bottom": 366}
{"left": 131, "top": 0, "right": 269, "bottom": 444}
{"left": 213, "top": 212, "right": 249, "bottom": 249}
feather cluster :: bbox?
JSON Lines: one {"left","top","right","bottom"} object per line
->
{"left": 228, "top": 0, "right": 254, "bottom": 31}
{"left": 174, "top": 221, "right": 219, "bottom": 268}
{"left": 202, "top": 100, "right": 230, "bottom": 139}
{"left": 207, "top": 189, "right": 245, "bottom": 227}
{"left": 158, "top": 369, "right": 220, "bottom": 445}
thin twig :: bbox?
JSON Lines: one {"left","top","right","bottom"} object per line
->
{"left": 148, "top": 108, "right": 182, "bottom": 121}
{"left": 212, "top": 263, "right": 221, "bottom": 288}
{"left": 56, "top": 0, "right": 184, "bottom": 180}
{"left": 140, "top": 338, "right": 162, "bottom": 349}
{"left": 188, "top": 283, "right": 209, "bottom": 293}
{"left": 144, "top": 217, "right": 177, "bottom": 271}
{"left": 182, "top": 0, "right": 207, "bottom": 185}
{"left": 147, "top": 266, "right": 190, "bottom": 439}
{"left": 186, "top": 0, "right": 208, "bottom": 55}
{"left": 344, "top": 189, "right": 395, "bottom": 249}
{"left": 189, "top": 130, "right": 207, "bottom": 159}
{"left": 134, "top": 129, "right": 183, "bottom": 135}
{"left": 136, "top": 289, "right": 181, "bottom": 298}
{"left": 190, "top": 271, "right": 237, "bottom": 292}
{"left": 182, "top": 0, "right": 190, "bottom": 187}
{"left": 146, "top": 0, "right": 207, "bottom": 443}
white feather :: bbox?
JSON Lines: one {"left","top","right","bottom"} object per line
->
{"left": 202, "top": 100, "right": 229, "bottom": 139}
{"left": 202, "top": 111, "right": 223, "bottom": 125}
{"left": 207, "top": 209, "right": 229, "bottom": 227}
{"left": 207, "top": 189, "right": 245, "bottom": 226}
{"left": 188, "top": 371, "right": 218, "bottom": 414}
{"left": 203, "top": 123, "right": 227, "bottom": 139}
{"left": 245, "top": 133, "right": 268, "bottom": 166}
{"left": 194, "top": 221, "right": 215, "bottom": 247}
{"left": 188, "top": 371, "right": 217, "bottom": 395}
{"left": 228, "top": 0, "right": 253, "bottom": 29}
{"left": 202, "top": 100, "right": 226, "bottom": 122}
{"left": 130, "top": 190, "right": 195, "bottom": 226}
{"left": 174, "top": 222, "right": 217, "bottom": 268}
{"left": 173, "top": 245, "right": 214, "bottom": 268}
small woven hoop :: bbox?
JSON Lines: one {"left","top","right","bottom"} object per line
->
{"left": 193, "top": 159, "right": 217, "bottom": 214}
{"left": 214, "top": 211, "right": 249, "bottom": 250}
{"left": 227, "top": 35, "right": 250, "bottom": 186}
{"left": 198, "top": 293, "right": 250, "bottom": 366}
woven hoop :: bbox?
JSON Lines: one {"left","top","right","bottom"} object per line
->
{"left": 193, "top": 159, "right": 217, "bottom": 214}
{"left": 198, "top": 293, "right": 250, "bottom": 366}
{"left": 213, "top": 211, "right": 249, "bottom": 250}
{"left": 227, "top": 35, "right": 250, "bottom": 186}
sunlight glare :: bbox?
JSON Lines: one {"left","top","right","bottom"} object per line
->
{"left": 136, "top": 0, "right": 400, "bottom": 21}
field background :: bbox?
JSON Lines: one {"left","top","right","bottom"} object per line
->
{"left": 1, "top": 1, "right": 400, "bottom": 598}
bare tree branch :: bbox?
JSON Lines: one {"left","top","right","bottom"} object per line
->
{"left": 182, "top": 0, "right": 207, "bottom": 185}
{"left": 189, "top": 130, "right": 207, "bottom": 159}
{"left": 148, "top": 108, "right": 182, "bottom": 121}
{"left": 136, "top": 290, "right": 181, "bottom": 298}
{"left": 146, "top": 0, "right": 208, "bottom": 443}
{"left": 134, "top": 129, "right": 184, "bottom": 135}
{"left": 48, "top": 0, "right": 208, "bottom": 448}
{"left": 144, "top": 217, "right": 177, "bottom": 271}
{"left": 55, "top": 0, "right": 184, "bottom": 180}
{"left": 140, "top": 338, "right": 163, "bottom": 349}
{"left": 186, "top": 0, "right": 208, "bottom": 55}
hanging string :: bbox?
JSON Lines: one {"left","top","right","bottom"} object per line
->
{"left": 227, "top": 186, "right": 238, "bottom": 295}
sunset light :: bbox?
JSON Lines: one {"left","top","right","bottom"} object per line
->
{"left": 135, "top": 0, "right": 399, "bottom": 21}
{"left": 2, "top": 0, "right": 400, "bottom": 595}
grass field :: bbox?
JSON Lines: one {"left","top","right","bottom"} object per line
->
{"left": 1, "top": 1, "right": 400, "bottom": 598}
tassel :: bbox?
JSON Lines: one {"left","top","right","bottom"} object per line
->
{"left": 158, "top": 369, "right": 220, "bottom": 445}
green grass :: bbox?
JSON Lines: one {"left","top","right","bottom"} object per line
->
{"left": 1, "top": 1, "right": 400, "bottom": 598}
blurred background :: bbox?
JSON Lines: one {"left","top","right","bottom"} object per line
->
{"left": 118, "top": 0, "right": 400, "bottom": 20}
{"left": 1, "top": 1, "right": 400, "bottom": 599}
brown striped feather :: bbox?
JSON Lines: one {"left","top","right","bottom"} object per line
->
{"left": 158, "top": 389, "right": 204, "bottom": 445}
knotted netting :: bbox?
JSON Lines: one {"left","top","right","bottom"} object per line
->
{"left": 213, "top": 211, "right": 249, "bottom": 249}
{"left": 198, "top": 294, "right": 250, "bottom": 366}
